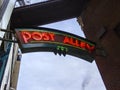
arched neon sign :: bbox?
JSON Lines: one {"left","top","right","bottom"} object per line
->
{"left": 15, "top": 27, "right": 96, "bottom": 62}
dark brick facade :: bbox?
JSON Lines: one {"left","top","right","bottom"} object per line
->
{"left": 78, "top": 0, "right": 120, "bottom": 90}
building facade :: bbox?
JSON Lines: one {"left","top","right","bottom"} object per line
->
{"left": 77, "top": 0, "right": 120, "bottom": 90}
{"left": 0, "top": 0, "right": 20, "bottom": 90}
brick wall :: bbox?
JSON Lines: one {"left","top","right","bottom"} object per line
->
{"left": 78, "top": 0, "right": 120, "bottom": 90}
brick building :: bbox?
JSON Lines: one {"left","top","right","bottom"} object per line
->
{"left": 77, "top": 0, "right": 120, "bottom": 90}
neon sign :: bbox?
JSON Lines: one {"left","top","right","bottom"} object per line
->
{"left": 15, "top": 27, "right": 96, "bottom": 62}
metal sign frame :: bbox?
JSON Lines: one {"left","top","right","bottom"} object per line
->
{"left": 15, "top": 27, "right": 96, "bottom": 62}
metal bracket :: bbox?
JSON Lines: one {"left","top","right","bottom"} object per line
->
{"left": 0, "top": 29, "right": 15, "bottom": 33}
{"left": 0, "top": 37, "right": 18, "bottom": 43}
{"left": 0, "top": 29, "right": 17, "bottom": 43}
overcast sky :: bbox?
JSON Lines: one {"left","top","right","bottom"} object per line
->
{"left": 17, "top": 18, "right": 106, "bottom": 90}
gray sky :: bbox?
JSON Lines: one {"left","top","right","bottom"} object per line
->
{"left": 17, "top": 18, "right": 106, "bottom": 90}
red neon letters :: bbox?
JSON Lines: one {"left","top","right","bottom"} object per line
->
{"left": 21, "top": 31, "right": 55, "bottom": 43}
{"left": 63, "top": 36, "right": 95, "bottom": 52}
{"left": 21, "top": 31, "right": 95, "bottom": 52}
